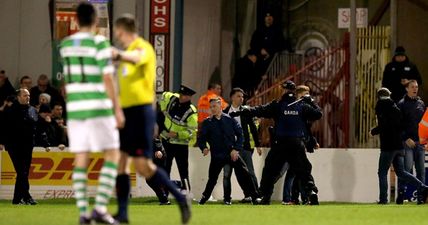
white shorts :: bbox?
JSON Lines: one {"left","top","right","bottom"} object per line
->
{"left": 68, "top": 116, "right": 119, "bottom": 153}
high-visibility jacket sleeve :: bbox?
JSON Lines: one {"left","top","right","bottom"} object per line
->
{"left": 177, "top": 109, "right": 198, "bottom": 141}
{"left": 159, "top": 92, "right": 177, "bottom": 111}
{"left": 419, "top": 109, "right": 428, "bottom": 143}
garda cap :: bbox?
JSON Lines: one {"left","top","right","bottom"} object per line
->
{"left": 179, "top": 85, "right": 196, "bottom": 96}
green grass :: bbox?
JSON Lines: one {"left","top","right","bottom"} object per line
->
{"left": 0, "top": 198, "right": 427, "bottom": 225}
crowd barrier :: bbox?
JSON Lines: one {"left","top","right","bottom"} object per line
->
{"left": 1, "top": 147, "right": 427, "bottom": 202}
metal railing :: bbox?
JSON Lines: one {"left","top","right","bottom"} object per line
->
{"left": 247, "top": 35, "right": 350, "bottom": 148}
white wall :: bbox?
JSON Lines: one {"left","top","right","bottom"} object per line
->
{"left": 0, "top": 0, "right": 137, "bottom": 87}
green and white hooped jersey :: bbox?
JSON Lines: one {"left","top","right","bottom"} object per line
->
{"left": 60, "top": 32, "right": 114, "bottom": 120}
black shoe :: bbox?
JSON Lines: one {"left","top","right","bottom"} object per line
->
{"left": 198, "top": 195, "right": 209, "bottom": 205}
{"left": 396, "top": 191, "right": 404, "bottom": 205}
{"left": 91, "top": 209, "right": 118, "bottom": 225}
{"left": 239, "top": 197, "right": 252, "bottom": 203}
{"left": 416, "top": 187, "right": 428, "bottom": 205}
{"left": 309, "top": 191, "right": 319, "bottom": 205}
{"left": 113, "top": 214, "right": 129, "bottom": 224}
{"left": 259, "top": 197, "right": 270, "bottom": 205}
{"left": 159, "top": 200, "right": 171, "bottom": 205}
{"left": 178, "top": 196, "right": 192, "bottom": 225}
{"left": 377, "top": 201, "right": 388, "bottom": 205}
{"left": 24, "top": 198, "right": 38, "bottom": 205}
{"left": 12, "top": 199, "right": 25, "bottom": 205}
{"left": 79, "top": 216, "right": 91, "bottom": 225}
{"left": 223, "top": 200, "right": 232, "bottom": 205}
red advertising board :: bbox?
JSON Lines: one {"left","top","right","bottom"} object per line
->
{"left": 150, "top": 0, "right": 170, "bottom": 34}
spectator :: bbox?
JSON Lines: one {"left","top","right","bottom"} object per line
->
{"left": 371, "top": 87, "right": 428, "bottom": 204}
{"left": 197, "top": 82, "right": 228, "bottom": 127}
{"left": 197, "top": 98, "right": 260, "bottom": 205}
{"left": 51, "top": 102, "right": 64, "bottom": 120}
{"left": 382, "top": 46, "right": 422, "bottom": 103}
{"left": 19, "top": 76, "right": 33, "bottom": 89}
{"left": 0, "top": 89, "right": 38, "bottom": 205}
{"left": 250, "top": 12, "right": 290, "bottom": 72}
{"left": 36, "top": 93, "right": 51, "bottom": 111}
{"left": 397, "top": 80, "right": 426, "bottom": 204}
{"left": 232, "top": 49, "right": 264, "bottom": 97}
{"left": 223, "top": 88, "right": 260, "bottom": 204}
{"left": 35, "top": 104, "right": 67, "bottom": 149}
{"left": 29, "top": 74, "right": 64, "bottom": 107}
{"left": 0, "top": 70, "right": 16, "bottom": 104}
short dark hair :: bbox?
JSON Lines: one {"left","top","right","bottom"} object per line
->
{"left": 115, "top": 14, "right": 137, "bottom": 33}
{"left": 405, "top": 79, "right": 418, "bottom": 87}
{"left": 76, "top": 2, "right": 96, "bottom": 27}
{"left": 208, "top": 82, "right": 221, "bottom": 90}
{"left": 0, "top": 70, "right": 5, "bottom": 74}
{"left": 230, "top": 87, "right": 245, "bottom": 97}
{"left": 20, "top": 76, "right": 31, "bottom": 83}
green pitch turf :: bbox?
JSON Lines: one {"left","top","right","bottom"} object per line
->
{"left": 0, "top": 198, "right": 427, "bottom": 225}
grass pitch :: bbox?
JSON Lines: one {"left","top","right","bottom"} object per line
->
{"left": 0, "top": 198, "right": 427, "bottom": 225}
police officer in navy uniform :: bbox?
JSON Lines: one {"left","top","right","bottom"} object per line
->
{"left": 231, "top": 80, "right": 322, "bottom": 205}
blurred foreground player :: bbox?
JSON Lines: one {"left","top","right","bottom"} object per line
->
{"left": 59, "top": 3, "right": 124, "bottom": 224}
{"left": 112, "top": 14, "right": 191, "bottom": 224}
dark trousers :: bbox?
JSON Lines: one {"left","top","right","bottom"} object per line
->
{"left": 163, "top": 142, "right": 190, "bottom": 190}
{"left": 223, "top": 149, "right": 259, "bottom": 200}
{"left": 202, "top": 156, "right": 259, "bottom": 200}
{"left": 7, "top": 146, "right": 33, "bottom": 202}
{"left": 260, "top": 137, "right": 316, "bottom": 201}
{"left": 146, "top": 157, "right": 168, "bottom": 203}
{"left": 378, "top": 149, "right": 425, "bottom": 202}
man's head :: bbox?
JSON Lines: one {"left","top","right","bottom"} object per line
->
{"left": 114, "top": 14, "right": 137, "bottom": 46}
{"left": 377, "top": 87, "right": 391, "bottom": 99}
{"left": 230, "top": 88, "right": 245, "bottom": 107}
{"left": 39, "top": 93, "right": 51, "bottom": 105}
{"left": 178, "top": 85, "right": 196, "bottom": 103}
{"left": 405, "top": 80, "right": 418, "bottom": 98}
{"left": 20, "top": 76, "right": 32, "bottom": 89}
{"left": 52, "top": 103, "right": 63, "bottom": 118}
{"left": 264, "top": 13, "right": 274, "bottom": 27}
{"left": 296, "top": 85, "right": 310, "bottom": 99}
{"left": 76, "top": 2, "right": 97, "bottom": 28}
{"left": 209, "top": 97, "right": 222, "bottom": 117}
{"left": 394, "top": 46, "right": 407, "bottom": 63}
{"left": 0, "top": 70, "right": 6, "bottom": 86}
{"left": 37, "top": 74, "right": 50, "bottom": 92}
{"left": 16, "top": 89, "right": 30, "bottom": 105}
{"left": 208, "top": 83, "right": 222, "bottom": 96}
{"left": 247, "top": 49, "right": 258, "bottom": 63}
{"left": 39, "top": 104, "right": 52, "bottom": 119}
{"left": 282, "top": 80, "right": 296, "bottom": 94}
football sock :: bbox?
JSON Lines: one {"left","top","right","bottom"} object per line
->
{"left": 72, "top": 167, "right": 88, "bottom": 216}
{"left": 94, "top": 161, "right": 118, "bottom": 214}
{"left": 115, "top": 174, "right": 130, "bottom": 218}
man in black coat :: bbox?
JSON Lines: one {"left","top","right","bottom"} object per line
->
{"left": 232, "top": 50, "right": 263, "bottom": 97}
{"left": 396, "top": 80, "right": 427, "bottom": 204}
{"left": 222, "top": 88, "right": 260, "bottom": 204}
{"left": 0, "top": 70, "right": 16, "bottom": 105}
{"left": 198, "top": 98, "right": 260, "bottom": 205}
{"left": 0, "top": 89, "right": 38, "bottom": 205}
{"left": 382, "top": 46, "right": 422, "bottom": 102}
{"left": 371, "top": 87, "right": 428, "bottom": 204}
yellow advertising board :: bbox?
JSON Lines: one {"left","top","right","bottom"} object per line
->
{"left": 1, "top": 151, "right": 136, "bottom": 186}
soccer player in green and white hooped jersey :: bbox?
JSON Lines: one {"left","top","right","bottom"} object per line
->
{"left": 59, "top": 3, "right": 124, "bottom": 225}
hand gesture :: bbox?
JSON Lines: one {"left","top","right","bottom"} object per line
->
{"left": 230, "top": 149, "right": 239, "bottom": 162}
{"left": 203, "top": 148, "right": 210, "bottom": 156}
{"left": 155, "top": 151, "right": 163, "bottom": 159}
{"left": 405, "top": 138, "right": 416, "bottom": 149}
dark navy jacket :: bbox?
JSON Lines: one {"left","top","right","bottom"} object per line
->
{"left": 371, "top": 98, "right": 403, "bottom": 151}
{"left": 397, "top": 95, "right": 425, "bottom": 142}
{"left": 198, "top": 113, "right": 244, "bottom": 160}
{"left": 234, "top": 93, "right": 322, "bottom": 139}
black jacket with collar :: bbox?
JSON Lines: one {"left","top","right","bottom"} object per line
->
{"left": 371, "top": 97, "right": 403, "bottom": 151}
{"left": 223, "top": 105, "right": 259, "bottom": 151}
{"left": 397, "top": 95, "right": 425, "bottom": 142}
